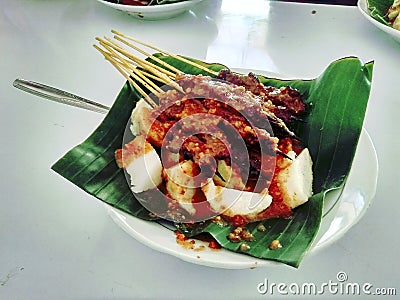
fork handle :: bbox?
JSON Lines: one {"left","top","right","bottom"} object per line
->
{"left": 13, "top": 79, "right": 110, "bottom": 114}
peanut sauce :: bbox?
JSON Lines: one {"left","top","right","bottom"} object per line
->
{"left": 129, "top": 74, "right": 306, "bottom": 226}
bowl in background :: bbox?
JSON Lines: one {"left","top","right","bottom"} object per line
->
{"left": 96, "top": 0, "right": 205, "bottom": 20}
{"left": 358, "top": 0, "right": 400, "bottom": 43}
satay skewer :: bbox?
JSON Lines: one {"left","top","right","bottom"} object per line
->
{"left": 99, "top": 44, "right": 163, "bottom": 95}
{"left": 94, "top": 45, "right": 158, "bottom": 108}
{"left": 95, "top": 31, "right": 301, "bottom": 141}
{"left": 95, "top": 37, "right": 184, "bottom": 93}
{"left": 113, "top": 34, "right": 183, "bottom": 76}
{"left": 101, "top": 36, "right": 184, "bottom": 93}
{"left": 96, "top": 37, "right": 172, "bottom": 77}
{"left": 111, "top": 29, "right": 219, "bottom": 76}
{"left": 97, "top": 42, "right": 164, "bottom": 95}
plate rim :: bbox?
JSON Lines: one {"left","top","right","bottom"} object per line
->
{"left": 106, "top": 128, "right": 377, "bottom": 269}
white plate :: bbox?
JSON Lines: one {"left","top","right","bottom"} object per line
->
{"left": 96, "top": 0, "right": 204, "bottom": 20}
{"left": 105, "top": 67, "right": 378, "bottom": 268}
{"left": 358, "top": 0, "right": 400, "bottom": 43}
{"left": 106, "top": 129, "right": 377, "bottom": 269}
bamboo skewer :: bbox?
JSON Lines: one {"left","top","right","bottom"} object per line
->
{"left": 112, "top": 29, "right": 219, "bottom": 77}
{"left": 113, "top": 34, "right": 183, "bottom": 76}
{"left": 133, "top": 68, "right": 164, "bottom": 95}
{"left": 94, "top": 30, "right": 221, "bottom": 108}
{"left": 98, "top": 41, "right": 164, "bottom": 96}
{"left": 139, "top": 69, "right": 171, "bottom": 85}
{"left": 97, "top": 36, "right": 184, "bottom": 93}
{"left": 94, "top": 45, "right": 158, "bottom": 108}
{"left": 127, "top": 55, "right": 183, "bottom": 92}
{"left": 98, "top": 37, "right": 176, "bottom": 78}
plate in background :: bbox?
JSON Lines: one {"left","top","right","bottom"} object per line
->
{"left": 96, "top": 0, "right": 205, "bottom": 20}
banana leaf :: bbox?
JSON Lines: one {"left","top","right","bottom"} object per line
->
{"left": 366, "top": 0, "right": 392, "bottom": 26}
{"left": 52, "top": 56, "right": 373, "bottom": 267}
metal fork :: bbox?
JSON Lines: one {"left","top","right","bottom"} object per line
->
{"left": 13, "top": 79, "right": 110, "bottom": 114}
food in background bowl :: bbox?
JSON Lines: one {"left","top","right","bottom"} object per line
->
{"left": 357, "top": 0, "right": 400, "bottom": 43}
{"left": 387, "top": 0, "right": 400, "bottom": 29}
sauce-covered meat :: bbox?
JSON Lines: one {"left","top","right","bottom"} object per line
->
{"left": 121, "top": 73, "right": 311, "bottom": 224}
{"left": 217, "top": 69, "right": 306, "bottom": 124}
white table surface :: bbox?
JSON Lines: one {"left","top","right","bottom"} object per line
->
{"left": 1, "top": 0, "right": 399, "bottom": 299}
